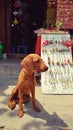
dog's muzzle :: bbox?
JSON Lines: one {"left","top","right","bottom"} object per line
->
{"left": 44, "top": 66, "right": 48, "bottom": 71}
{"left": 42, "top": 66, "right": 48, "bottom": 72}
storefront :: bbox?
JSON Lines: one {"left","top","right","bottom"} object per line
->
{"left": 34, "top": 0, "right": 73, "bottom": 94}
{"left": 0, "top": 0, "right": 73, "bottom": 57}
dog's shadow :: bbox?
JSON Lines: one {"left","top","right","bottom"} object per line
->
{"left": 21, "top": 99, "right": 68, "bottom": 130}
{"left": 1, "top": 94, "right": 69, "bottom": 130}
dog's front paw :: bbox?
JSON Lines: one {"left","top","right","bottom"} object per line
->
{"left": 18, "top": 110, "right": 24, "bottom": 118}
{"left": 8, "top": 101, "right": 16, "bottom": 110}
{"left": 33, "top": 105, "right": 41, "bottom": 112}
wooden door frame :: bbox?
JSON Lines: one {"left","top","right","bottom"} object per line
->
{"left": 5, "top": 0, "right": 11, "bottom": 53}
{"left": 0, "top": 0, "right": 11, "bottom": 53}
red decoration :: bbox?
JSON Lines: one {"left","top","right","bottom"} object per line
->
{"left": 63, "top": 41, "right": 71, "bottom": 48}
{"left": 13, "top": 2, "right": 19, "bottom": 8}
{"left": 70, "top": 39, "right": 73, "bottom": 46}
{"left": 42, "top": 40, "right": 49, "bottom": 47}
{"left": 35, "top": 36, "right": 41, "bottom": 55}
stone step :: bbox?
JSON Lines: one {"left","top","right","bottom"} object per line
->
{"left": 0, "top": 59, "right": 21, "bottom": 75}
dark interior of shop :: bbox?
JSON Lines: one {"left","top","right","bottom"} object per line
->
{"left": 11, "top": 0, "right": 47, "bottom": 54}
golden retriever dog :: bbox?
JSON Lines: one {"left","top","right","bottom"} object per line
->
{"left": 8, "top": 54, "right": 48, "bottom": 117}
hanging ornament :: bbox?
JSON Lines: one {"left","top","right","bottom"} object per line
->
{"left": 56, "top": 20, "right": 62, "bottom": 31}
{"left": 13, "top": 10, "right": 18, "bottom": 16}
{"left": 13, "top": 2, "right": 19, "bottom": 8}
{"left": 13, "top": 18, "right": 18, "bottom": 25}
{"left": 16, "top": 0, "right": 22, "bottom": 7}
{"left": 63, "top": 41, "right": 71, "bottom": 48}
{"left": 18, "top": 9, "right": 23, "bottom": 15}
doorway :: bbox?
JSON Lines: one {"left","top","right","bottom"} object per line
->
{"left": 10, "top": 0, "right": 47, "bottom": 54}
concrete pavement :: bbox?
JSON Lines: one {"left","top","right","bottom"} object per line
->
{"left": 0, "top": 59, "right": 73, "bottom": 130}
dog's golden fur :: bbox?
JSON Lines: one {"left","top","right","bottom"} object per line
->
{"left": 8, "top": 54, "right": 48, "bottom": 117}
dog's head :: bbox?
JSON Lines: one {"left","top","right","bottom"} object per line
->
{"left": 21, "top": 54, "right": 48, "bottom": 73}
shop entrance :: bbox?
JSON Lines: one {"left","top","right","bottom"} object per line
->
{"left": 11, "top": 0, "right": 47, "bottom": 54}
{"left": 11, "top": 0, "right": 33, "bottom": 54}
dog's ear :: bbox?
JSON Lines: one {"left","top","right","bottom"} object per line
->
{"left": 32, "top": 56, "right": 39, "bottom": 62}
{"left": 21, "top": 57, "right": 31, "bottom": 69}
{"left": 21, "top": 58, "right": 25, "bottom": 67}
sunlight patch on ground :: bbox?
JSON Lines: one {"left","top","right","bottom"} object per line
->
{"left": 4, "top": 85, "right": 16, "bottom": 95}
{"left": 0, "top": 96, "right": 6, "bottom": 102}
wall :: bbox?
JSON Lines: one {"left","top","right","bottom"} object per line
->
{"left": 0, "top": 0, "right": 11, "bottom": 53}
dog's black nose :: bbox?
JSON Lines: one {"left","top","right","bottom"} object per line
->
{"left": 43, "top": 66, "right": 48, "bottom": 72}
{"left": 45, "top": 66, "right": 48, "bottom": 71}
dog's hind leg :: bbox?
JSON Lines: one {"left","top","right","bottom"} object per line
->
{"left": 8, "top": 86, "right": 18, "bottom": 110}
